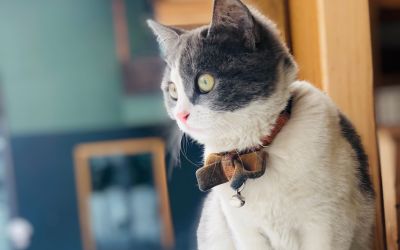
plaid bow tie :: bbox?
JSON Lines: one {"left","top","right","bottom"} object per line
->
{"left": 195, "top": 97, "right": 293, "bottom": 192}
{"left": 196, "top": 150, "right": 268, "bottom": 191}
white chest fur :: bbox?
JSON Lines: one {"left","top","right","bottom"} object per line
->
{"left": 197, "top": 82, "right": 374, "bottom": 250}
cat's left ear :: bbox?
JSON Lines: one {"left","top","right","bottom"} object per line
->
{"left": 147, "top": 20, "right": 184, "bottom": 57}
{"left": 208, "top": 0, "right": 259, "bottom": 49}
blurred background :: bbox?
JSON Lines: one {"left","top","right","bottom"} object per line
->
{"left": 373, "top": 0, "right": 400, "bottom": 249}
{"left": 0, "top": 1, "right": 206, "bottom": 250}
{"left": 0, "top": 0, "right": 399, "bottom": 250}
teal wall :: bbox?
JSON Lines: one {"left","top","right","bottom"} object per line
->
{"left": 0, "top": 0, "right": 167, "bottom": 136}
{"left": 126, "top": 0, "right": 160, "bottom": 57}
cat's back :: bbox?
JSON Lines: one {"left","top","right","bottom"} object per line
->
{"left": 278, "top": 80, "right": 374, "bottom": 199}
{"left": 272, "top": 80, "right": 375, "bottom": 231}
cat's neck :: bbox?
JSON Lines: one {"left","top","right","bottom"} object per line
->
{"left": 203, "top": 96, "right": 291, "bottom": 155}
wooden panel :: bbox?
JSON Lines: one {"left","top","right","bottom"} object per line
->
{"left": 288, "top": 0, "right": 386, "bottom": 249}
{"left": 288, "top": 0, "right": 323, "bottom": 88}
{"left": 379, "top": 128, "right": 399, "bottom": 250}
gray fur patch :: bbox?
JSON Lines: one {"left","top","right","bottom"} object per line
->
{"left": 338, "top": 113, "right": 375, "bottom": 197}
{"left": 176, "top": 12, "right": 294, "bottom": 111}
{"left": 149, "top": 0, "right": 296, "bottom": 112}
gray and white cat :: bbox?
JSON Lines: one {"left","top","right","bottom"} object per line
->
{"left": 148, "top": 0, "right": 375, "bottom": 249}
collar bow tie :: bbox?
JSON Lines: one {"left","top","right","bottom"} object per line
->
{"left": 195, "top": 97, "right": 293, "bottom": 192}
{"left": 196, "top": 150, "right": 268, "bottom": 191}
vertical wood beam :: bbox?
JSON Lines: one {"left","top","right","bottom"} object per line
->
{"left": 288, "top": 0, "right": 323, "bottom": 88}
{"left": 378, "top": 129, "right": 399, "bottom": 250}
{"left": 289, "top": 0, "right": 386, "bottom": 249}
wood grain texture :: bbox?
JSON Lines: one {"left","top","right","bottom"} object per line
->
{"left": 288, "top": 0, "right": 323, "bottom": 88}
{"left": 379, "top": 128, "right": 399, "bottom": 250}
{"left": 288, "top": 0, "right": 386, "bottom": 249}
{"left": 74, "top": 138, "right": 175, "bottom": 250}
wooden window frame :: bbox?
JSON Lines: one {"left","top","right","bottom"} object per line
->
{"left": 74, "top": 138, "right": 174, "bottom": 250}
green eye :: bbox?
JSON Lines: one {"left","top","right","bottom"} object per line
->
{"left": 168, "top": 82, "right": 178, "bottom": 100}
{"left": 198, "top": 73, "right": 215, "bottom": 93}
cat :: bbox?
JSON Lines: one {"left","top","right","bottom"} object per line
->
{"left": 148, "top": 0, "right": 375, "bottom": 249}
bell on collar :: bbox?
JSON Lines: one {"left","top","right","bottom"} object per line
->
{"left": 230, "top": 191, "right": 245, "bottom": 208}
{"left": 230, "top": 182, "right": 246, "bottom": 208}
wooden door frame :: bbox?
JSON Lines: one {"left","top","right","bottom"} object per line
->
{"left": 288, "top": 0, "right": 385, "bottom": 249}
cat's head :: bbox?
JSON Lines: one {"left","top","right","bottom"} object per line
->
{"left": 148, "top": 0, "right": 297, "bottom": 151}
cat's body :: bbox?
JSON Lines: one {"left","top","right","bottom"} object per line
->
{"left": 148, "top": 0, "right": 375, "bottom": 249}
{"left": 197, "top": 81, "right": 375, "bottom": 250}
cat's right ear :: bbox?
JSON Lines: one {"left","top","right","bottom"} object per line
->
{"left": 208, "top": 0, "right": 259, "bottom": 49}
{"left": 147, "top": 20, "right": 184, "bottom": 57}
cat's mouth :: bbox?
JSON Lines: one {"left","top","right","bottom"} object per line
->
{"left": 181, "top": 123, "right": 204, "bottom": 133}
{"left": 177, "top": 120, "right": 207, "bottom": 134}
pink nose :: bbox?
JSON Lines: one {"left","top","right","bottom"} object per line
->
{"left": 177, "top": 112, "right": 190, "bottom": 123}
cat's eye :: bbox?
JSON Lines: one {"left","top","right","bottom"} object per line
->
{"left": 168, "top": 82, "right": 178, "bottom": 100}
{"left": 197, "top": 73, "right": 215, "bottom": 93}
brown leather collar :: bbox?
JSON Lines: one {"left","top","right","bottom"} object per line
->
{"left": 196, "top": 97, "right": 293, "bottom": 192}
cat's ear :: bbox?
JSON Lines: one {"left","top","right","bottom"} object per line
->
{"left": 208, "top": 0, "right": 258, "bottom": 49}
{"left": 147, "top": 20, "right": 184, "bottom": 56}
